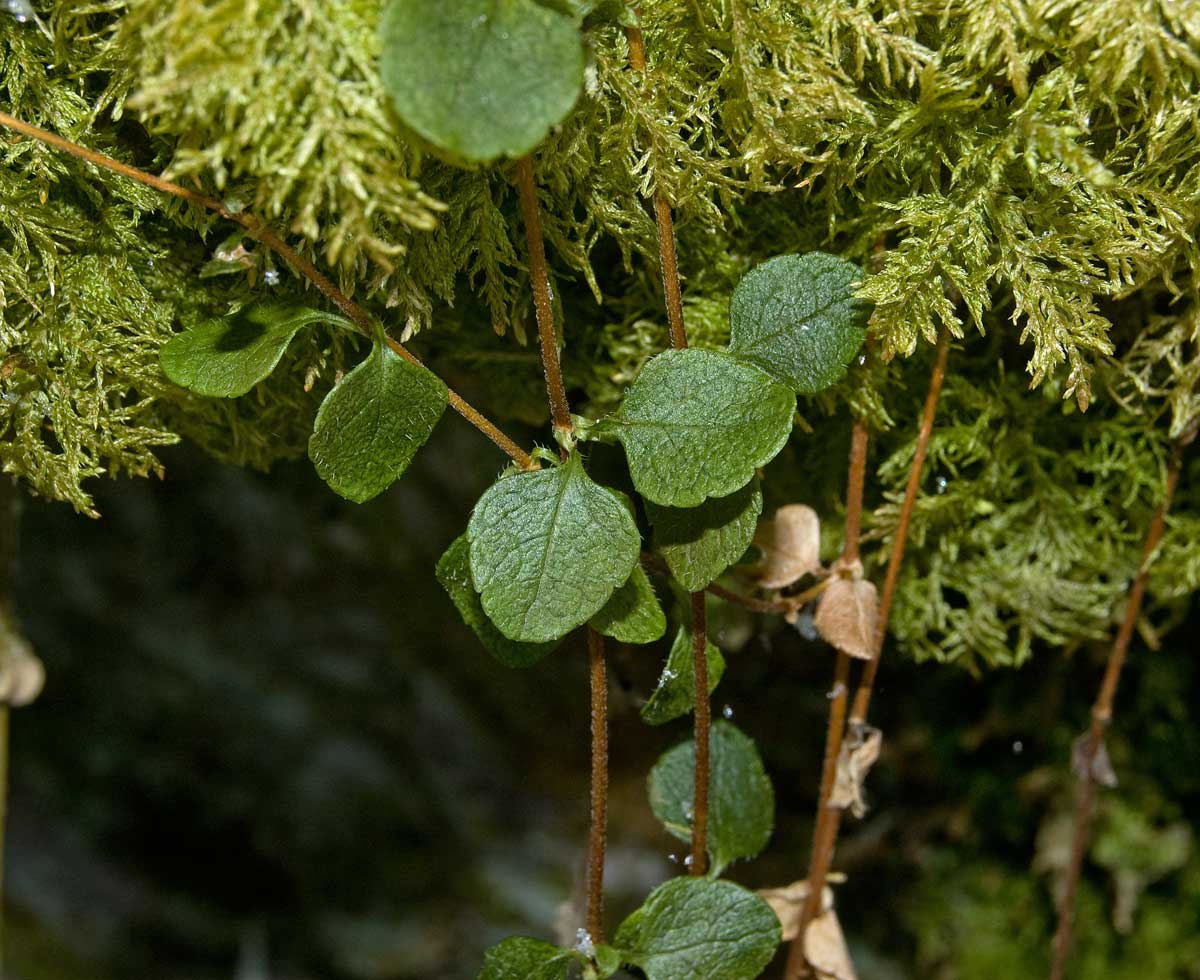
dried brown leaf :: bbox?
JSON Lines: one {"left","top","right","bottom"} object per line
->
{"left": 814, "top": 574, "right": 878, "bottom": 660}
{"left": 1071, "top": 731, "right": 1118, "bottom": 788}
{"left": 756, "top": 504, "right": 821, "bottom": 589}
{"left": 756, "top": 880, "right": 828, "bottom": 942}
{"left": 0, "top": 649, "right": 45, "bottom": 707}
{"left": 805, "top": 905, "right": 858, "bottom": 980}
{"left": 829, "top": 722, "right": 882, "bottom": 818}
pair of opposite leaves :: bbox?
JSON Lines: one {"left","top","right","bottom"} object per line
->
{"left": 467, "top": 252, "right": 871, "bottom": 645}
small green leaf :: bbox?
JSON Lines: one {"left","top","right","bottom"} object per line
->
{"left": 590, "top": 565, "right": 666, "bottom": 644}
{"left": 593, "top": 944, "right": 622, "bottom": 978}
{"left": 646, "top": 480, "right": 763, "bottom": 592}
{"left": 640, "top": 627, "right": 726, "bottom": 726}
{"left": 614, "top": 877, "right": 781, "bottom": 980}
{"left": 728, "top": 253, "right": 871, "bottom": 394}
{"left": 379, "top": 0, "right": 584, "bottom": 163}
{"left": 478, "top": 937, "right": 574, "bottom": 980}
{"left": 308, "top": 343, "right": 448, "bottom": 503}
{"left": 160, "top": 304, "right": 352, "bottom": 397}
{"left": 468, "top": 452, "right": 641, "bottom": 643}
{"left": 436, "top": 535, "right": 559, "bottom": 668}
{"left": 647, "top": 721, "right": 774, "bottom": 876}
{"left": 595, "top": 349, "right": 794, "bottom": 507}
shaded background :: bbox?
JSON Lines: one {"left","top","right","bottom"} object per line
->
{"left": 6, "top": 421, "right": 1200, "bottom": 980}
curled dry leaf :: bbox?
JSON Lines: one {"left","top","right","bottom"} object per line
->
{"left": 0, "top": 643, "right": 45, "bottom": 707}
{"left": 1071, "top": 731, "right": 1119, "bottom": 788}
{"left": 829, "top": 722, "right": 882, "bottom": 818}
{"left": 756, "top": 504, "right": 822, "bottom": 589}
{"left": 755, "top": 881, "right": 858, "bottom": 980}
{"left": 813, "top": 562, "right": 878, "bottom": 660}
{"left": 756, "top": 880, "right": 826, "bottom": 942}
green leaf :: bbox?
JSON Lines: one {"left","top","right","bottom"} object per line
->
{"left": 595, "top": 349, "right": 794, "bottom": 507}
{"left": 590, "top": 564, "right": 666, "bottom": 644}
{"left": 647, "top": 721, "right": 774, "bottom": 875}
{"left": 468, "top": 453, "right": 641, "bottom": 643}
{"left": 308, "top": 343, "right": 448, "bottom": 503}
{"left": 436, "top": 535, "right": 559, "bottom": 668}
{"left": 614, "top": 877, "right": 781, "bottom": 980}
{"left": 379, "top": 0, "right": 584, "bottom": 163}
{"left": 160, "top": 304, "right": 352, "bottom": 398}
{"left": 478, "top": 937, "right": 574, "bottom": 980}
{"left": 728, "top": 253, "right": 872, "bottom": 394}
{"left": 593, "top": 944, "right": 622, "bottom": 978}
{"left": 646, "top": 480, "right": 763, "bottom": 592}
{"left": 640, "top": 626, "right": 726, "bottom": 726}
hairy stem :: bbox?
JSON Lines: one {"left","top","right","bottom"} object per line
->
{"left": 0, "top": 110, "right": 532, "bottom": 470}
{"left": 587, "top": 627, "right": 609, "bottom": 942}
{"left": 1048, "top": 437, "right": 1188, "bottom": 980}
{"left": 690, "top": 591, "right": 710, "bottom": 876}
{"left": 784, "top": 418, "right": 870, "bottom": 980}
{"left": 849, "top": 326, "right": 951, "bottom": 725}
{"left": 514, "top": 155, "right": 573, "bottom": 438}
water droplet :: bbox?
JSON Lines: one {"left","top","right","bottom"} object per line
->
{"left": 575, "top": 929, "right": 595, "bottom": 958}
{"left": 264, "top": 268, "right": 280, "bottom": 286}
{"left": 6, "top": 0, "right": 35, "bottom": 22}
{"left": 683, "top": 802, "right": 694, "bottom": 820}
{"left": 858, "top": 354, "right": 867, "bottom": 365}
{"left": 1012, "top": 740, "right": 1024, "bottom": 754}
{"left": 935, "top": 476, "right": 948, "bottom": 494}
{"left": 683, "top": 854, "right": 694, "bottom": 867}
{"left": 793, "top": 610, "right": 819, "bottom": 641}
{"left": 722, "top": 704, "right": 733, "bottom": 719}
{"left": 827, "top": 682, "right": 847, "bottom": 700}
{"left": 667, "top": 852, "right": 679, "bottom": 863}
{"left": 799, "top": 323, "right": 810, "bottom": 331}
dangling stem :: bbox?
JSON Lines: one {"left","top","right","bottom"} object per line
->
{"left": 0, "top": 110, "right": 533, "bottom": 470}
{"left": 848, "top": 326, "right": 950, "bottom": 726}
{"left": 586, "top": 627, "right": 609, "bottom": 942}
{"left": 514, "top": 155, "right": 573, "bottom": 441}
{"left": 783, "top": 418, "right": 869, "bottom": 979}
{"left": 1048, "top": 437, "right": 1188, "bottom": 980}
{"left": 690, "top": 591, "right": 710, "bottom": 875}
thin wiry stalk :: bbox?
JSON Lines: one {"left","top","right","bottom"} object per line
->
{"left": 0, "top": 110, "right": 533, "bottom": 470}
{"left": 587, "top": 627, "right": 609, "bottom": 942}
{"left": 1048, "top": 435, "right": 1189, "bottom": 980}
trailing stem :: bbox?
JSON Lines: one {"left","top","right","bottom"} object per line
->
{"left": 1048, "top": 434, "right": 1190, "bottom": 980}
{"left": 783, "top": 418, "right": 869, "bottom": 980}
{"left": 849, "top": 326, "right": 951, "bottom": 725}
{"left": 586, "top": 627, "right": 609, "bottom": 942}
{"left": 514, "top": 155, "right": 573, "bottom": 440}
{"left": 624, "top": 17, "right": 710, "bottom": 873}
{"left": 0, "top": 110, "right": 532, "bottom": 470}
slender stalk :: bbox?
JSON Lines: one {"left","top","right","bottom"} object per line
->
{"left": 1048, "top": 438, "right": 1188, "bottom": 980}
{"left": 586, "top": 627, "right": 609, "bottom": 942}
{"left": 783, "top": 419, "right": 870, "bottom": 980}
{"left": 514, "top": 155, "right": 573, "bottom": 439}
{"left": 624, "top": 23, "right": 687, "bottom": 351}
{"left": 0, "top": 110, "right": 532, "bottom": 470}
{"left": 0, "top": 704, "right": 7, "bottom": 977}
{"left": 848, "top": 326, "right": 951, "bottom": 725}
{"left": 690, "top": 591, "right": 711, "bottom": 875}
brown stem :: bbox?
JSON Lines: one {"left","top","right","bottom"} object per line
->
{"left": 849, "top": 326, "right": 951, "bottom": 725}
{"left": 0, "top": 110, "right": 533, "bottom": 470}
{"left": 586, "top": 627, "right": 609, "bottom": 943}
{"left": 690, "top": 591, "right": 711, "bottom": 875}
{"left": 1048, "top": 439, "right": 1187, "bottom": 980}
{"left": 514, "top": 155, "right": 573, "bottom": 439}
{"left": 624, "top": 23, "right": 687, "bottom": 351}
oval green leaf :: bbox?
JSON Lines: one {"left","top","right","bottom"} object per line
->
{"left": 479, "top": 937, "right": 575, "bottom": 980}
{"left": 160, "top": 303, "right": 352, "bottom": 398}
{"left": 437, "top": 535, "right": 559, "bottom": 668}
{"left": 379, "top": 0, "right": 584, "bottom": 163}
{"left": 590, "top": 564, "right": 667, "bottom": 644}
{"left": 728, "top": 252, "right": 872, "bottom": 394}
{"left": 646, "top": 479, "right": 763, "bottom": 592}
{"left": 614, "top": 877, "right": 781, "bottom": 980}
{"left": 647, "top": 721, "right": 775, "bottom": 876}
{"left": 308, "top": 343, "right": 448, "bottom": 503}
{"left": 597, "top": 349, "right": 794, "bottom": 508}
{"left": 640, "top": 626, "right": 726, "bottom": 726}
{"left": 468, "top": 453, "right": 641, "bottom": 643}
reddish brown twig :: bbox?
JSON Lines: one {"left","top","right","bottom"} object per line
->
{"left": 0, "top": 110, "right": 533, "bottom": 470}
{"left": 783, "top": 419, "right": 869, "bottom": 979}
{"left": 586, "top": 627, "right": 609, "bottom": 942}
{"left": 514, "top": 155, "right": 573, "bottom": 440}
{"left": 690, "top": 591, "right": 711, "bottom": 875}
{"left": 849, "top": 325, "right": 951, "bottom": 725}
{"left": 1048, "top": 436, "right": 1189, "bottom": 980}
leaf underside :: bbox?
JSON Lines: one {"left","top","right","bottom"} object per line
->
{"left": 646, "top": 479, "right": 763, "bottom": 592}
{"left": 640, "top": 625, "right": 726, "bottom": 726}
{"left": 590, "top": 564, "right": 667, "bottom": 643}
{"left": 478, "top": 936, "right": 574, "bottom": 980}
